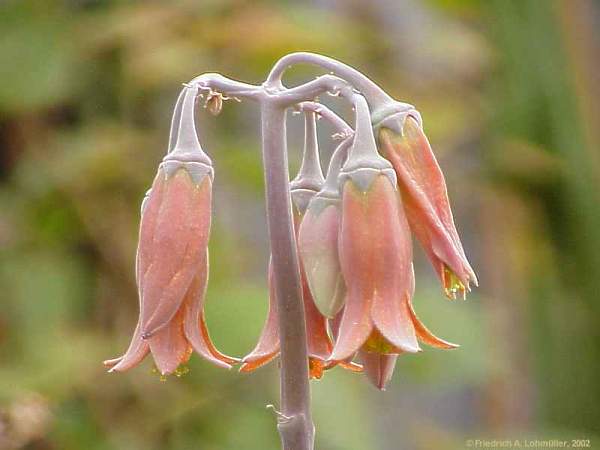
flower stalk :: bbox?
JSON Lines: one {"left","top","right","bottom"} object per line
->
{"left": 260, "top": 102, "right": 314, "bottom": 450}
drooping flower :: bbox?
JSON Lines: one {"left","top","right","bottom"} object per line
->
{"left": 104, "top": 87, "right": 237, "bottom": 376}
{"left": 377, "top": 114, "right": 477, "bottom": 299}
{"left": 329, "top": 94, "right": 457, "bottom": 389}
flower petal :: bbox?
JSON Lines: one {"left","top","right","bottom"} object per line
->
{"left": 301, "top": 248, "right": 333, "bottom": 364}
{"left": 140, "top": 171, "right": 212, "bottom": 338}
{"left": 148, "top": 306, "right": 192, "bottom": 375}
{"left": 359, "top": 350, "right": 398, "bottom": 391}
{"left": 298, "top": 201, "right": 346, "bottom": 318}
{"left": 327, "top": 312, "right": 363, "bottom": 372}
{"left": 104, "top": 320, "right": 149, "bottom": 372}
{"left": 331, "top": 179, "right": 388, "bottom": 361}
{"left": 408, "top": 299, "right": 459, "bottom": 349}
{"left": 183, "top": 249, "right": 239, "bottom": 369}
{"left": 356, "top": 175, "right": 419, "bottom": 353}
{"left": 240, "top": 260, "right": 280, "bottom": 372}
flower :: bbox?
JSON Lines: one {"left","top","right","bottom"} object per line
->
{"left": 327, "top": 94, "right": 457, "bottom": 390}
{"left": 104, "top": 87, "right": 237, "bottom": 376}
{"left": 378, "top": 115, "right": 477, "bottom": 299}
{"left": 333, "top": 173, "right": 457, "bottom": 389}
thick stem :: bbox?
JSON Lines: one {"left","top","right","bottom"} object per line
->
{"left": 260, "top": 102, "right": 314, "bottom": 450}
{"left": 271, "top": 74, "right": 351, "bottom": 107}
{"left": 266, "top": 52, "right": 394, "bottom": 109}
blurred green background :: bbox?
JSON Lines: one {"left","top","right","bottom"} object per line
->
{"left": 1, "top": 0, "right": 599, "bottom": 449}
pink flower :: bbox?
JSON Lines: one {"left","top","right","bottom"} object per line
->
{"left": 104, "top": 164, "right": 237, "bottom": 375}
{"left": 104, "top": 87, "right": 237, "bottom": 376}
{"left": 326, "top": 95, "right": 459, "bottom": 389}
{"left": 332, "top": 174, "right": 457, "bottom": 389}
{"left": 378, "top": 116, "right": 477, "bottom": 299}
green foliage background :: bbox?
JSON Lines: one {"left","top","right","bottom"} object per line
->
{"left": 0, "top": 1, "right": 598, "bottom": 449}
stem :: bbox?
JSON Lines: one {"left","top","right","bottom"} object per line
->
{"left": 165, "top": 87, "right": 212, "bottom": 167}
{"left": 271, "top": 74, "right": 351, "bottom": 107}
{"left": 266, "top": 52, "right": 393, "bottom": 108}
{"left": 167, "top": 88, "right": 185, "bottom": 152}
{"left": 188, "top": 73, "right": 352, "bottom": 109}
{"left": 296, "top": 102, "right": 352, "bottom": 138}
{"left": 189, "top": 73, "right": 263, "bottom": 100}
{"left": 290, "top": 110, "right": 324, "bottom": 192}
{"left": 260, "top": 102, "right": 314, "bottom": 450}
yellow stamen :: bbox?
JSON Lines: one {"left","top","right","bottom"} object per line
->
{"left": 443, "top": 265, "right": 466, "bottom": 300}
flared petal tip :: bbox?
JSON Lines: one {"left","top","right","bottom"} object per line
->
{"left": 104, "top": 359, "right": 130, "bottom": 373}
{"left": 408, "top": 300, "right": 460, "bottom": 350}
{"left": 103, "top": 357, "right": 120, "bottom": 368}
{"left": 188, "top": 342, "right": 240, "bottom": 370}
{"left": 239, "top": 352, "right": 279, "bottom": 373}
{"left": 401, "top": 343, "right": 421, "bottom": 353}
{"left": 469, "top": 271, "right": 479, "bottom": 288}
{"left": 206, "top": 357, "right": 239, "bottom": 371}
{"left": 336, "top": 360, "right": 364, "bottom": 373}
{"left": 103, "top": 358, "right": 123, "bottom": 373}
{"left": 327, "top": 349, "right": 352, "bottom": 363}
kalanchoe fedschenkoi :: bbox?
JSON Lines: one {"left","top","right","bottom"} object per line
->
{"left": 329, "top": 95, "right": 457, "bottom": 390}
{"left": 377, "top": 114, "right": 477, "bottom": 299}
{"left": 104, "top": 87, "right": 237, "bottom": 376}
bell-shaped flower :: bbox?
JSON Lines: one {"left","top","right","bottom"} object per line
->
{"left": 330, "top": 95, "right": 457, "bottom": 389}
{"left": 377, "top": 113, "right": 477, "bottom": 299}
{"left": 104, "top": 87, "right": 237, "bottom": 376}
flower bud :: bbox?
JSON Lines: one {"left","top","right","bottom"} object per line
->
{"left": 378, "top": 116, "right": 477, "bottom": 299}
{"left": 298, "top": 138, "right": 351, "bottom": 318}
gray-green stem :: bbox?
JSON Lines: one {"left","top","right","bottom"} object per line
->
{"left": 261, "top": 102, "right": 314, "bottom": 450}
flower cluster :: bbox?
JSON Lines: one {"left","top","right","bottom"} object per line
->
{"left": 105, "top": 85, "right": 476, "bottom": 390}
{"left": 293, "top": 95, "right": 476, "bottom": 389}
